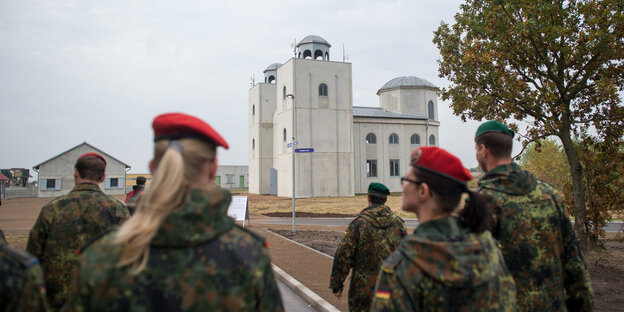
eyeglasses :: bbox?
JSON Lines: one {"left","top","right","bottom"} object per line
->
{"left": 400, "top": 177, "right": 424, "bottom": 186}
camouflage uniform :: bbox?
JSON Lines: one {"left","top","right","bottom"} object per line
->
{"left": 371, "top": 216, "right": 517, "bottom": 311}
{"left": 330, "top": 204, "right": 406, "bottom": 312}
{"left": 0, "top": 230, "right": 49, "bottom": 312}
{"left": 63, "top": 187, "right": 284, "bottom": 312}
{"left": 478, "top": 162, "right": 593, "bottom": 311}
{"left": 26, "top": 182, "right": 129, "bottom": 311}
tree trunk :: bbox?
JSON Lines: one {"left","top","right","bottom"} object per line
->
{"left": 559, "top": 131, "right": 589, "bottom": 251}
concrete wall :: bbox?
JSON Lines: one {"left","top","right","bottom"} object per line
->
{"left": 353, "top": 117, "right": 440, "bottom": 193}
{"left": 249, "top": 83, "right": 276, "bottom": 194}
{"left": 4, "top": 186, "right": 37, "bottom": 199}
{"left": 37, "top": 144, "right": 128, "bottom": 197}
{"left": 273, "top": 58, "right": 354, "bottom": 197}
{"left": 380, "top": 87, "right": 438, "bottom": 119}
{"left": 216, "top": 165, "right": 248, "bottom": 190}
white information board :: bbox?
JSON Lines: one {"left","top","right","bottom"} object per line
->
{"left": 227, "top": 196, "right": 249, "bottom": 227}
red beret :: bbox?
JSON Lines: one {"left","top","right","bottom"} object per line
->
{"left": 152, "top": 113, "right": 229, "bottom": 149}
{"left": 77, "top": 152, "right": 107, "bottom": 166}
{"left": 410, "top": 147, "right": 472, "bottom": 185}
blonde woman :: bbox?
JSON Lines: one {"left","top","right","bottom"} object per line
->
{"left": 64, "top": 113, "right": 284, "bottom": 311}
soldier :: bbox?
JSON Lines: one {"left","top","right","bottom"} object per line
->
{"left": 371, "top": 147, "right": 517, "bottom": 311}
{"left": 0, "top": 229, "right": 49, "bottom": 312}
{"left": 26, "top": 152, "right": 129, "bottom": 311}
{"left": 329, "top": 182, "right": 406, "bottom": 311}
{"left": 64, "top": 112, "right": 284, "bottom": 311}
{"left": 474, "top": 120, "right": 593, "bottom": 310}
{"left": 125, "top": 175, "right": 146, "bottom": 215}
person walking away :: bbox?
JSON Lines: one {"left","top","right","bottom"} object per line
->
{"left": 64, "top": 112, "right": 284, "bottom": 311}
{"left": 0, "top": 229, "right": 49, "bottom": 312}
{"left": 475, "top": 120, "right": 593, "bottom": 311}
{"left": 27, "top": 152, "right": 129, "bottom": 311}
{"left": 125, "top": 176, "right": 146, "bottom": 215}
{"left": 329, "top": 182, "right": 406, "bottom": 311}
{"left": 372, "top": 146, "right": 516, "bottom": 311}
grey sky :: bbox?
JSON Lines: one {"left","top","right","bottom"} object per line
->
{"left": 1, "top": 0, "right": 505, "bottom": 177}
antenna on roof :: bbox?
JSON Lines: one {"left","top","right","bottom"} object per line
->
{"left": 342, "top": 44, "right": 349, "bottom": 62}
{"left": 291, "top": 38, "right": 297, "bottom": 57}
{"left": 250, "top": 74, "right": 255, "bottom": 87}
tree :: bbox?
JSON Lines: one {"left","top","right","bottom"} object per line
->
{"left": 433, "top": 0, "right": 624, "bottom": 249}
{"left": 518, "top": 139, "right": 570, "bottom": 195}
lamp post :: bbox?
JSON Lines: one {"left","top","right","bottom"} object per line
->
{"left": 286, "top": 93, "right": 296, "bottom": 232}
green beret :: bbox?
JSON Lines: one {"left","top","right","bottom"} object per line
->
{"left": 368, "top": 183, "right": 390, "bottom": 195}
{"left": 475, "top": 120, "right": 515, "bottom": 139}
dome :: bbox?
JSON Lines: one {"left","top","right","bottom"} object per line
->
{"left": 263, "top": 63, "right": 282, "bottom": 73}
{"left": 296, "top": 35, "right": 331, "bottom": 48}
{"left": 377, "top": 76, "right": 436, "bottom": 94}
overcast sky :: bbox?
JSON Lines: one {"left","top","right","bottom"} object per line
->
{"left": 1, "top": 0, "right": 511, "bottom": 177}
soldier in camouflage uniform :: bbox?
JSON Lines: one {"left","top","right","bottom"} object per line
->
{"left": 330, "top": 182, "right": 406, "bottom": 312}
{"left": 475, "top": 120, "right": 593, "bottom": 311}
{"left": 1, "top": 229, "right": 49, "bottom": 311}
{"left": 372, "top": 147, "right": 517, "bottom": 311}
{"left": 27, "top": 153, "right": 130, "bottom": 311}
{"left": 64, "top": 112, "right": 284, "bottom": 311}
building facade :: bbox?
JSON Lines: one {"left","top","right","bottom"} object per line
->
{"left": 215, "top": 165, "right": 248, "bottom": 190}
{"left": 249, "top": 35, "right": 439, "bottom": 197}
{"left": 33, "top": 142, "right": 130, "bottom": 198}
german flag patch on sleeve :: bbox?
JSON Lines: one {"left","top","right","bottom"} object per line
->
{"left": 376, "top": 290, "right": 390, "bottom": 300}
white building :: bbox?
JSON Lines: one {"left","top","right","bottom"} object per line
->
{"left": 249, "top": 35, "right": 439, "bottom": 197}
{"left": 215, "top": 165, "right": 248, "bottom": 190}
{"left": 33, "top": 142, "right": 130, "bottom": 198}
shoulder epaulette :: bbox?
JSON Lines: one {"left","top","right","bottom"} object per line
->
{"left": 233, "top": 224, "right": 268, "bottom": 247}
{"left": 78, "top": 228, "right": 115, "bottom": 255}
{"left": 0, "top": 244, "right": 40, "bottom": 268}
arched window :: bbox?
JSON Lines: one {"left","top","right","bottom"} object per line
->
{"left": 428, "top": 101, "right": 435, "bottom": 120}
{"left": 429, "top": 135, "right": 436, "bottom": 146}
{"left": 252, "top": 105, "right": 255, "bottom": 116}
{"left": 389, "top": 133, "right": 399, "bottom": 144}
{"left": 283, "top": 128, "right": 287, "bottom": 142}
{"left": 252, "top": 139, "right": 255, "bottom": 150}
{"left": 366, "top": 133, "right": 376, "bottom": 144}
{"left": 410, "top": 134, "right": 420, "bottom": 145}
{"left": 283, "top": 86, "right": 287, "bottom": 100}
{"left": 319, "top": 83, "right": 328, "bottom": 97}
{"left": 325, "top": 52, "right": 329, "bottom": 61}
{"left": 268, "top": 75, "right": 275, "bottom": 83}
{"left": 303, "top": 50, "right": 312, "bottom": 59}
{"left": 314, "top": 50, "right": 323, "bottom": 60}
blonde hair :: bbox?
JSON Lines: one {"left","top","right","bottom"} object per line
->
{"left": 114, "top": 138, "right": 216, "bottom": 274}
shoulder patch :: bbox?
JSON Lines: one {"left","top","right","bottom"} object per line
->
{"left": 78, "top": 228, "right": 115, "bottom": 255}
{"left": 0, "top": 244, "right": 39, "bottom": 268}
{"left": 233, "top": 224, "right": 268, "bottom": 247}
{"left": 382, "top": 251, "right": 403, "bottom": 273}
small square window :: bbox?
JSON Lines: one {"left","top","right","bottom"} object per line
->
{"left": 46, "top": 179, "right": 56, "bottom": 189}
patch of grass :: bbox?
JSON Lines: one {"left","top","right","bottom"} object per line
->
{"left": 4, "top": 233, "right": 28, "bottom": 250}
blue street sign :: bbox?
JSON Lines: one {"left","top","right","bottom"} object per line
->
{"left": 287, "top": 143, "right": 293, "bottom": 148}
{"left": 287, "top": 141, "right": 298, "bottom": 148}
{"left": 295, "top": 148, "right": 314, "bottom": 153}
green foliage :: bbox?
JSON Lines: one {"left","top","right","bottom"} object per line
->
{"left": 433, "top": 0, "right": 624, "bottom": 248}
{"left": 518, "top": 139, "right": 571, "bottom": 196}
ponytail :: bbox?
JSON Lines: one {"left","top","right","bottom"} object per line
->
{"left": 459, "top": 191, "right": 492, "bottom": 234}
{"left": 114, "top": 138, "right": 215, "bottom": 274}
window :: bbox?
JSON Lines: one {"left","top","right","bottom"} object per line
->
{"left": 366, "top": 133, "right": 376, "bottom": 144}
{"left": 46, "top": 179, "right": 56, "bottom": 189}
{"left": 410, "top": 134, "right": 420, "bottom": 145}
{"left": 319, "top": 83, "right": 328, "bottom": 97}
{"left": 106, "top": 178, "right": 123, "bottom": 189}
{"left": 42, "top": 178, "right": 62, "bottom": 190}
{"left": 428, "top": 101, "right": 435, "bottom": 120}
{"left": 283, "top": 86, "right": 287, "bottom": 100}
{"left": 110, "top": 178, "right": 119, "bottom": 188}
{"left": 429, "top": 135, "right": 436, "bottom": 146}
{"left": 366, "top": 160, "right": 378, "bottom": 177}
{"left": 389, "top": 133, "right": 399, "bottom": 144}
{"left": 226, "top": 174, "right": 235, "bottom": 184}
{"left": 390, "top": 159, "right": 400, "bottom": 177}
{"left": 252, "top": 105, "right": 255, "bottom": 116}
{"left": 283, "top": 128, "right": 287, "bottom": 142}
{"left": 252, "top": 139, "right": 255, "bottom": 150}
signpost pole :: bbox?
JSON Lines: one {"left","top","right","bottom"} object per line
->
{"left": 287, "top": 93, "right": 296, "bottom": 232}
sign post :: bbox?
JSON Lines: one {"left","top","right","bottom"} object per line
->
{"left": 227, "top": 196, "right": 250, "bottom": 227}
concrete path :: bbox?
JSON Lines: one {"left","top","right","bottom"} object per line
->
{"left": 253, "top": 217, "right": 624, "bottom": 232}
{"left": 277, "top": 280, "right": 316, "bottom": 312}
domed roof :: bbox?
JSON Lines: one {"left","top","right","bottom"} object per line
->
{"left": 377, "top": 76, "right": 436, "bottom": 94}
{"left": 297, "top": 35, "right": 331, "bottom": 48}
{"left": 263, "top": 63, "right": 282, "bottom": 73}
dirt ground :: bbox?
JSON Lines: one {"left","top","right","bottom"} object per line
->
{"left": 1, "top": 196, "right": 623, "bottom": 311}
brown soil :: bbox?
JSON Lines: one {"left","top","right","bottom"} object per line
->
{"left": 264, "top": 212, "right": 356, "bottom": 218}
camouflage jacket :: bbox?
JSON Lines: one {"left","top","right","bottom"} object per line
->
{"left": 26, "top": 183, "right": 129, "bottom": 311}
{"left": 64, "top": 187, "right": 284, "bottom": 312}
{"left": 371, "top": 216, "right": 517, "bottom": 311}
{"left": 478, "top": 163, "right": 593, "bottom": 311}
{"left": 330, "top": 204, "right": 406, "bottom": 312}
{"left": 1, "top": 230, "right": 49, "bottom": 312}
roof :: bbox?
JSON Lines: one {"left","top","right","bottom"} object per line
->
{"left": 263, "top": 63, "right": 282, "bottom": 73}
{"left": 0, "top": 173, "right": 8, "bottom": 180}
{"left": 353, "top": 106, "right": 427, "bottom": 120}
{"left": 297, "top": 35, "right": 331, "bottom": 48}
{"left": 377, "top": 76, "right": 436, "bottom": 94}
{"left": 33, "top": 142, "right": 131, "bottom": 170}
